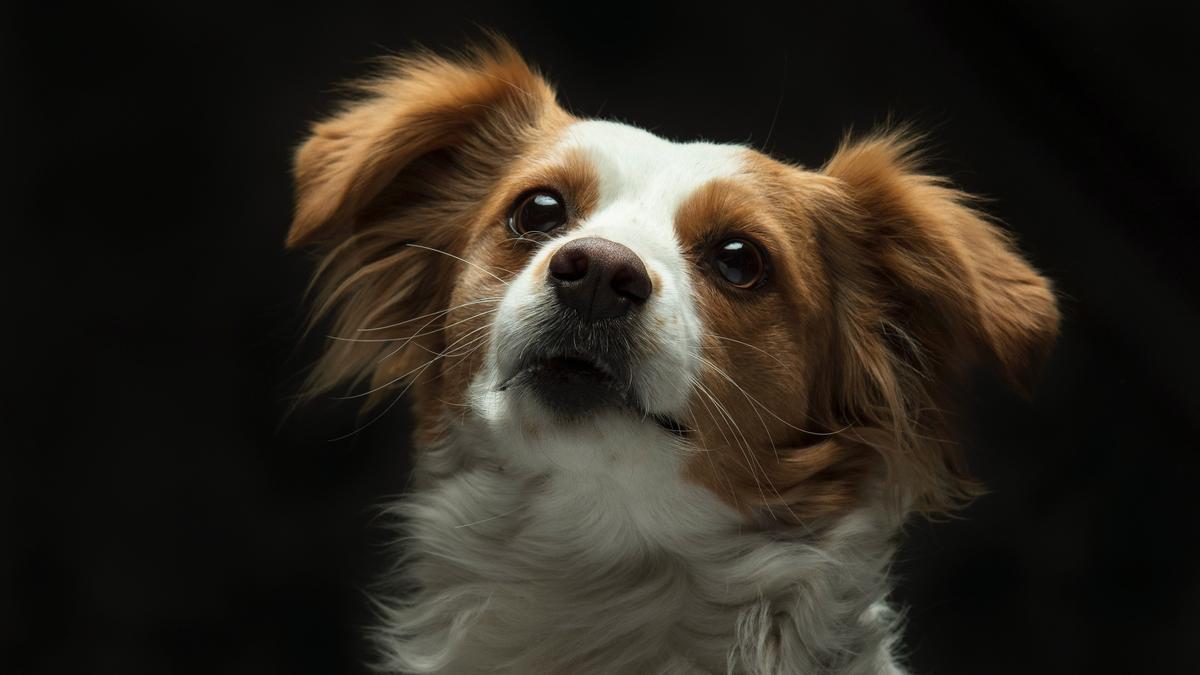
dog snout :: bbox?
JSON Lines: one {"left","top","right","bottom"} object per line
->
{"left": 547, "top": 237, "right": 652, "bottom": 320}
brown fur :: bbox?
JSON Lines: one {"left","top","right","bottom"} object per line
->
{"left": 287, "top": 40, "right": 571, "bottom": 415}
{"left": 814, "top": 131, "right": 1060, "bottom": 514}
{"left": 675, "top": 138, "right": 1059, "bottom": 522}
{"left": 289, "top": 42, "right": 1059, "bottom": 527}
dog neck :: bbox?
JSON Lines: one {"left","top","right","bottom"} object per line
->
{"left": 375, "top": 410, "right": 910, "bottom": 674}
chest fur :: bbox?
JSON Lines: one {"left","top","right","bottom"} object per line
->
{"left": 375, "top": 432, "right": 906, "bottom": 674}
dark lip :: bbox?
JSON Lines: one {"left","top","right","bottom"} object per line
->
{"left": 498, "top": 351, "right": 687, "bottom": 437}
{"left": 498, "top": 350, "right": 619, "bottom": 391}
{"left": 536, "top": 353, "right": 619, "bottom": 382}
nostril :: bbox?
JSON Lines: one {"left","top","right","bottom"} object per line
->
{"left": 611, "top": 265, "right": 652, "bottom": 303}
{"left": 549, "top": 249, "right": 589, "bottom": 282}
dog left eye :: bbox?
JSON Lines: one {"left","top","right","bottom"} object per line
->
{"left": 711, "top": 238, "right": 767, "bottom": 289}
{"left": 509, "top": 190, "right": 567, "bottom": 236}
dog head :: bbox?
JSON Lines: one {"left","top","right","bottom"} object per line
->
{"left": 289, "top": 42, "right": 1059, "bottom": 526}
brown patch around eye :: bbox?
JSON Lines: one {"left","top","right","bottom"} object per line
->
{"left": 411, "top": 140, "right": 605, "bottom": 433}
{"left": 673, "top": 179, "right": 759, "bottom": 251}
{"left": 509, "top": 148, "right": 601, "bottom": 230}
{"left": 672, "top": 178, "right": 789, "bottom": 291}
{"left": 673, "top": 157, "right": 885, "bottom": 529}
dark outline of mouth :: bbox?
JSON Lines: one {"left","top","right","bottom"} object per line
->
{"left": 499, "top": 352, "right": 688, "bottom": 438}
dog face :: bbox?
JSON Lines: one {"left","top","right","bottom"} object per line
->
{"left": 289, "top": 43, "right": 1059, "bottom": 526}
{"left": 481, "top": 123, "right": 744, "bottom": 438}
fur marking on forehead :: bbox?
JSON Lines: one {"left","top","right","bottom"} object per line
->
{"left": 551, "top": 120, "right": 747, "bottom": 219}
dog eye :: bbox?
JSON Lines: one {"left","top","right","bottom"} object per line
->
{"left": 509, "top": 190, "right": 567, "bottom": 236}
{"left": 711, "top": 239, "right": 767, "bottom": 289}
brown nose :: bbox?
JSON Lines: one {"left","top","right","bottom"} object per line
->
{"left": 547, "top": 237, "right": 652, "bottom": 320}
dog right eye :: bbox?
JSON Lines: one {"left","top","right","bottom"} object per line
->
{"left": 509, "top": 190, "right": 568, "bottom": 236}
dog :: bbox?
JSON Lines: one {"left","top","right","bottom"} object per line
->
{"left": 287, "top": 41, "right": 1059, "bottom": 674}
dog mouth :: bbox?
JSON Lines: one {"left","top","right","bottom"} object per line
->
{"left": 499, "top": 351, "right": 625, "bottom": 415}
{"left": 498, "top": 352, "right": 686, "bottom": 436}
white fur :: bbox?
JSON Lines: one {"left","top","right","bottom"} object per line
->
{"left": 375, "top": 121, "right": 910, "bottom": 674}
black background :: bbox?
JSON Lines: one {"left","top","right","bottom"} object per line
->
{"left": 5, "top": 1, "right": 1199, "bottom": 673}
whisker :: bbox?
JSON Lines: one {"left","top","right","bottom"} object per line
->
{"left": 683, "top": 384, "right": 739, "bottom": 507}
{"left": 691, "top": 379, "right": 734, "bottom": 453}
{"left": 501, "top": 234, "right": 550, "bottom": 249}
{"left": 334, "top": 324, "right": 492, "bottom": 401}
{"left": 705, "top": 334, "right": 791, "bottom": 369}
{"left": 357, "top": 297, "right": 501, "bottom": 332}
{"left": 694, "top": 380, "right": 773, "bottom": 513}
{"left": 374, "top": 308, "right": 499, "bottom": 363}
{"left": 435, "top": 397, "right": 472, "bottom": 409}
{"left": 374, "top": 307, "right": 475, "bottom": 363}
{"left": 326, "top": 359, "right": 438, "bottom": 442}
{"left": 404, "top": 334, "right": 492, "bottom": 392}
{"left": 327, "top": 308, "right": 500, "bottom": 344}
{"left": 702, "top": 334, "right": 847, "bottom": 437}
{"left": 694, "top": 373, "right": 798, "bottom": 523}
{"left": 710, "top": 357, "right": 845, "bottom": 437}
{"left": 439, "top": 333, "right": 491, "bottom": 359}
{"left": 406, "top": 243, "right": 512, "bottom": 284}
{"left": 697, "top": 355, "right": 780, "bottom": 462}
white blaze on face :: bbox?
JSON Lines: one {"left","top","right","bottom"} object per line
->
{"left": 477, "top": 120, "right": 746, "bottom": 434}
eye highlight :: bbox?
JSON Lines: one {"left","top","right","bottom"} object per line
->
{"left": 711, "top": 238, "right": 767, "bottom": 289}
{"left": 509, "top": 190, "right": 568, "bottom": 236}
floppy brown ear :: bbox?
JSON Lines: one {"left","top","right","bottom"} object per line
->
{"left": 288, "top": 40, "right": 562, "bottom": 247}
{"left": 823, "top": 132, "right": 1060, "bottom": 394}
{"left": 807, "top": 131, "right": 1059, "bottom": 514}
{"left": 288, "top": 41, "right": 565, "bottom": 402}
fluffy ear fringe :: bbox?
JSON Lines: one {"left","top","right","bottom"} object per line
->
{"left": 288, "top": 37, "right": 558, "bottom": 248}
{"left": 819, "top": 129, "right": 1060, "bottom": 514}
{"left": 286, "top": 39, "right": 562, "bottom": 407}
{"left": 824, "top": 129, "right": 1060, "bottom": 395}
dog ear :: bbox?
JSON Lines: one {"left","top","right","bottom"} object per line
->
{"left": 288, "top": 41, "right": 565, "bottom": 402}
{"left": 288, "top": 40, "right": 561, "bottom": 247}
{"left": 823, "top": 131, "right": 1060, "bottom": 395}
{"left": 813, "top": 131, "right": 1059, "bottom": 513}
